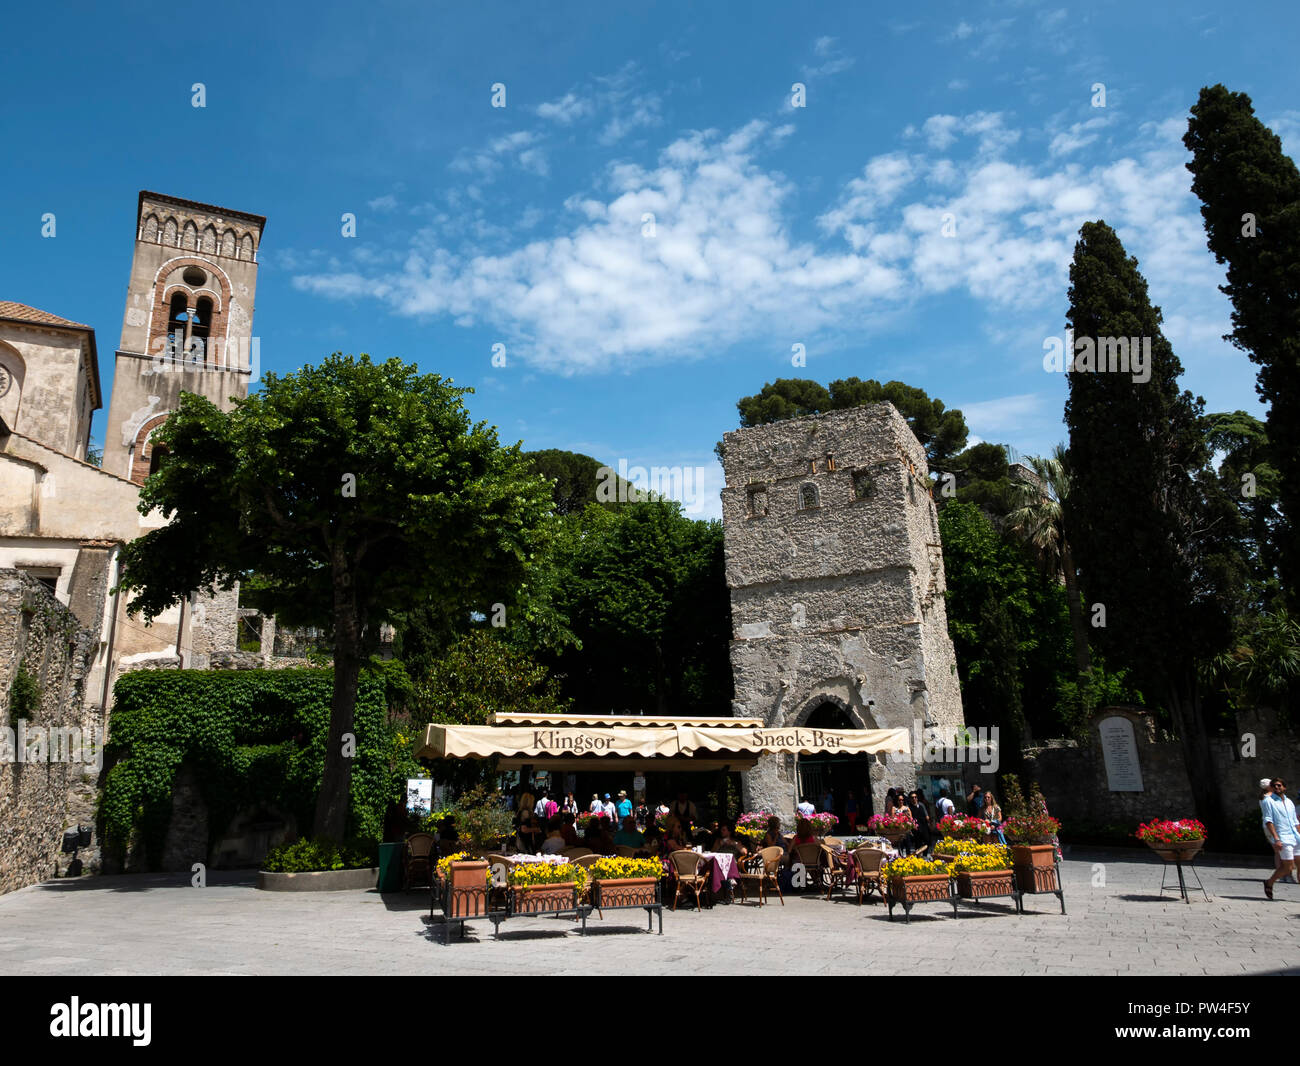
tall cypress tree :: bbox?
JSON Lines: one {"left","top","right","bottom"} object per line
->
{"left": 1184, "top": 85, "right": 1300, "bottom": 606}
{"left": 1063, "top": 220, "right": 1228, "bottom": 834}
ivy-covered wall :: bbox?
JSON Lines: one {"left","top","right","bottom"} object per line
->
{"left": 101, "top": 666, "right": 413, "bottom": 871}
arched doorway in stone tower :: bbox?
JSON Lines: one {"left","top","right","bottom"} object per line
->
{"left": 795, "top": 698, "right": 875, "bottom": 832}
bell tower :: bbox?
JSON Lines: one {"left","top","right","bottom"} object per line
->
{"left": 102, "top": 191, "right": 265, "bottom": 484}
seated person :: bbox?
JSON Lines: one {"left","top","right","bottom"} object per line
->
{"left": 712, "top": 823, "right": 744, "bottom": 856}
{"left": 613, "top": 816, "right": 645, "bottom": 849}
{"left": 584, "top": 820, "right": 614, "bottom": 855}
{"left": 540, "top": 818, "right": 567, "bottom": 855}
{"left": 560, "top": 812, "right": 580, "bottom": 847}
{"left": 786, "top": 817, "right": 819, "bottom": 866}
{"left": 761, "top": 816, "right": 784, "bottom": 850}
{"left": 640, "top": 826, "right": 663, "bottom": 856}
{"left": 516, "top": 814, "right": 543, "bottom": 854}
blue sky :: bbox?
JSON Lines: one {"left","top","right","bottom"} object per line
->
{"left": 3, "top": 0, "right": 1297, "bottom": 518}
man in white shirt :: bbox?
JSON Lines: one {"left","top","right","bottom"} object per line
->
{"left": 1263, "top": 778, "right": 1299, "bottom": 900}
{"left": 590, "top": 794, "right": 603, "bottom": 814}
{"left": 602, "top": 793, "right": 617, "bottom": 824}
{"left": 936, "top": 789, "right": 956, "bottom": 819}
{"left": 797, "top": 797, "right": 816, "bottom": 818}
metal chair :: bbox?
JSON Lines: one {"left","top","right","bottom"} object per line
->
{"left": 735, "top": 845, "right": 784, "bottom": 906}
{"left": 404, "top": 833, "right": 435, "bottom": 890}
{"left": 852, "top": 847, "right": 886, "bottom": 904}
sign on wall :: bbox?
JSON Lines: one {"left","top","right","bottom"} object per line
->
{"left": 406, "top": 777, "right": 433, "bottom": 814}
{"left": 1098, "top": 716, "right": 1144, "bottom": 792}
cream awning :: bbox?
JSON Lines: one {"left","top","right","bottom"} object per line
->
{"left": 415, "top": 720, "right": 911, "bottom": 761}
{"left": 487, "top": 712, "right": 763, "bottom": 729}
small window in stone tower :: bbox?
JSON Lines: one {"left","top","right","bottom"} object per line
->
{"left": 826, "top": 453, "right": 836, "bottom": 471}
{"left": 852, "top": 470, "right": 875, "bottom": 500}
{"left": 191, "top": 297, "right": 213, "bottom": 363}
{"left": 747, "top": 485, "right": 768, "bottom": 517}
{"left": 798, "top": 483, "right": 820, "bottom": 510}
{"left": 166, "top": 292, "right": 189, "bottom": 360}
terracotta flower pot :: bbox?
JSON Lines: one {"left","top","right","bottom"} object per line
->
{"left": 592, "top": 877, "right": 659, "bottom": 908}
{"left": 879, "top": 827, "right": 912, "bottom": 844}
{"left": 1145, "top": 838, "right": 1205, "bottom": 863}
{"left": 446, "top": 860, "right": 489, "bottom": 918}
{"left": 888, "top": 874, "right": 951, "bottom": 904}
{"left": 1011, "top": 844, "right": 1058, "bottom": 892}
{"left": 956, "top": 869, "right": 1015, "bottom": 898}
{"left": 511, "top": 881, "right": 576, "bottom": 914}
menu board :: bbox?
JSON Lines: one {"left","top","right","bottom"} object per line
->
{"left": 1098, "top": 716, "right": 1144, "bottom": 792}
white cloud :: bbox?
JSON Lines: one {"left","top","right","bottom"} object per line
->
{"left": 367, "top": 194, "right": 398, "bottom": 211}
{"left": 1048, "top": 114, "right": 1114, "bottom": 157}
{"left": 537, "top": 92, "right": 593, "bottom": 124}
{"left": 958, "top": 393, "right": 1045, "bottom": 434}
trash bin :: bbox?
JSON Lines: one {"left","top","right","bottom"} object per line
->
{"left": 377, "top": 842, "right": 404, "bottom": 893}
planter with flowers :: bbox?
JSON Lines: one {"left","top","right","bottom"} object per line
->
{"left": 507, "top": 860, "right": 586, "bottom": 915}
{"left": 1135, "top": 819, "right": 1207, "bottom": 862}
{"left": 736, "top": 810, "right": 776, "bottom": 847}
{"left": 866, "top": 810, "right": 916, "bottom": 845}
{"left": 576, "top": 811, "right": 611, "bottom": 834}
{"left": 1003, "top": 813, "right": 1061, "bottom": 891}
{"left": 935, "top": 814, "right": 994, "bottom": 843}
{"left": 949, "top": 845, "right": 1016, "bottom": 901}
{"left": 885, "top": 855, "right": 954, "bottom": 921}
{"left": 435, "top": 852, "right": 490, "bottom": 919}
{"left": 798, "top": 811, "right": 839, "bottom": 837}
{"left": 588, "top": 857, "right": 665, "bottom": 926}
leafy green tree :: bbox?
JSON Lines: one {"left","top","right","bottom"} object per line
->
{"left": 523, "top": 449, "right": 606, "bottom": 515}
{"left": 114, "top": 354, "right": 554, "bottom": 840}
{"left": 1006, "top": 446, "right": 1090, "bottom": 683}
{"left": 734, "top": 377, "right": 968, "bottom": 469}
{"left": 413, "top": 630, "right": 569, "bottom": 728}
{"left": 1185, "top": 85, "right": 1300, "bottom": 604}
{"left": 544, "top": 501, "right": 731, "bottom": 716}
{"left": 943, "top": 442, "right": 1016, "bottom": 519}
{"left": 1063, "top": 221, "right": 1230, "bottom": 833}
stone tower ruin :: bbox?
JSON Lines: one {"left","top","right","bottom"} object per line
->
{"left": 718, "top": 403, "right": 966, "bottom": 818}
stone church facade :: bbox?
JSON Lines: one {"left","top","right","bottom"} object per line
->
{"left": 718, "top": 403, "right": 966, "bottom": 818}
{"left": 0, "top": 191, "right": 264, "bottom": 718}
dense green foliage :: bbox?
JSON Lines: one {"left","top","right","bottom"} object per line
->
{"left": 1185, "top": 86, "right": 1300, "bottom": 604}
{"left": 100, "top": 668, "right": 415, "bottom": 870}
{"left": 538, "top": 501, "right": 732, "bottom": 715}
{"left": 261, "top": 836, "right": 378, "bottom": 872}
{"left": 735, "top": 377, "right": 969, "bottom": 469}
{"left": 8, "top": 660, "right": 41, "bottom": 727}
{"left": 413, "top": 630, "right": 568, "bottom": 727}
{"left": 114, "top": 354, "right": 553, "bottom": 839}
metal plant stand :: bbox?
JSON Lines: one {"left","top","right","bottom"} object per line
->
{"left": 1157, "top": 853, "right": 1209, "bottom": 904}
{"left": 1014, "top": 855, "right": 1066, "bottom": 914}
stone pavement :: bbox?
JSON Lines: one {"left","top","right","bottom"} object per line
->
{"left": 0, "top": 848, "right": 1296, "bottom": 975}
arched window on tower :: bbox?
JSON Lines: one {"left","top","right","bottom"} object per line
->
{"left": 798, "top": 483, "right": 820, "bottom": 511}
{"left": 166, "top": 292, "right": 189, "bottom": 362}
{"left": 191, "top": 297, "right": 213, "bottom": 364}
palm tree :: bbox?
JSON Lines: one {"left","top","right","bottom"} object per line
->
{"left": 1006, "top": 445, "right": 1091, "bottom": 680}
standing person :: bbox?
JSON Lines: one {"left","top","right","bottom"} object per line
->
{"left": 983, "top": 791, "right": 1006, "bottom": 845}
{"left": 936, "top": 788, "right": 956, "bottom": 821}
{"left": 563, "top": 791, "right": 579, "bottom": 816}
{"left": 520, "top": 787, "right": 535, "bottom": 818}
{"left": 1263, "top": 778, "right": 1299, "bottom": 900}
{"left": 671, "top": 791, "right": 699, "bottom": 834}
{"left": 590, "top": 793, "right": 603, "bottom": 814}
{"left": 822, "top": 789, "right": 835, "bottom": 814}
{"left": 908, "top": 790, "right": 933, "bottom": 854}
{"left": 797, "top": 796, "right": 816, "bottom": 819}
{"left": 844, "top": 790, "right": 859, "bottom": 833}
{"left": 602, "top": 793, "right": 617, "bottom": 826}
{"left": 616, "top": 790, "right": 633, "bottom": 824}
{"left": 534, "top": 791, "right": 549, "bottom": 822}
{"left": 634, "top": 796, "right": 649, "bottom": 830}
{"left": 966, "top": 783, "right": 985, "bottom": 817}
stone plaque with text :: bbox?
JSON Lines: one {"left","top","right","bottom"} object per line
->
{"left": 1098, "top": 716, "right": 1144, "bottom": 792}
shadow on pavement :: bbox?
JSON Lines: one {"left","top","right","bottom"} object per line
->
{"left": 34, "top": 872, "right": 256, "bottom": 893}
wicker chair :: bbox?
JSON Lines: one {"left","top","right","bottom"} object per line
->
{"left": 485, "top": 853, "right": 511, "bottom": 908}
{"left": 614, "top": 845, "right": 638, "bottom": 857}
{"left": 404, "top": 833, "right": 435, "bottom": 890}
{"left": 821, "top": 847, "right": 850, "bottom": 901}
{"left": 852, "top": 847, "right": 886, "bottom": 905}
{"left": 791, "top": 842, "right": 827, "bottom": 891}
{"left": 561, "top": 847, "right": 593, "bottom": 859}
{"left": 735, "top": 845, "right": 784, "bottom": 906}
{"left": 668, "top": 850, "right": 708, "bottom": 911}
{"left": 572, "top": 854, "right": 604, "bottom": 871}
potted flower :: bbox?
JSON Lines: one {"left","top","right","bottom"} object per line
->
{"left": 588, "top": 856, "right": 663, "bottom": 908}
{"left": 1003, "top": 812, "right": 1061, "bottom": 890}
{"left": 866, "top": 809, "right": 915, "bottom": 844}
{"left": 576, "top": 811, "right": 610, "bottom": 833}
{"left": 949, "top": 844, "right": 1015, "bottom": 899}
{"left": 932, "top": 835, "right": 976, "bottom": 863}
{"left": 885, "top": 855, "right": 952, "bottom": 905}
{"left": 736, "top": 810, "right": 776, "bottom": 846}
{"left": 1135, "top": 819, "right": 1207, "bottom": 862}
{"left": 803, "top": 811, "right": 839, "bottom": 836}
{"left": 935, "top": 814, "right": 993, "bottom": 842}
{"left": 507, "top": 860, "right": 586, "bottom": 913}
{"left": 435, "top": 851, "right": 490, "bottom": 918}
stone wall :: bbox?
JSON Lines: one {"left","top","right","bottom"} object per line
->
{"left": 1025, "top": 705, "right": 1299, "bottom": 838}
{"left": 0, "top": 569, "right": 98, "bottom": 895}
